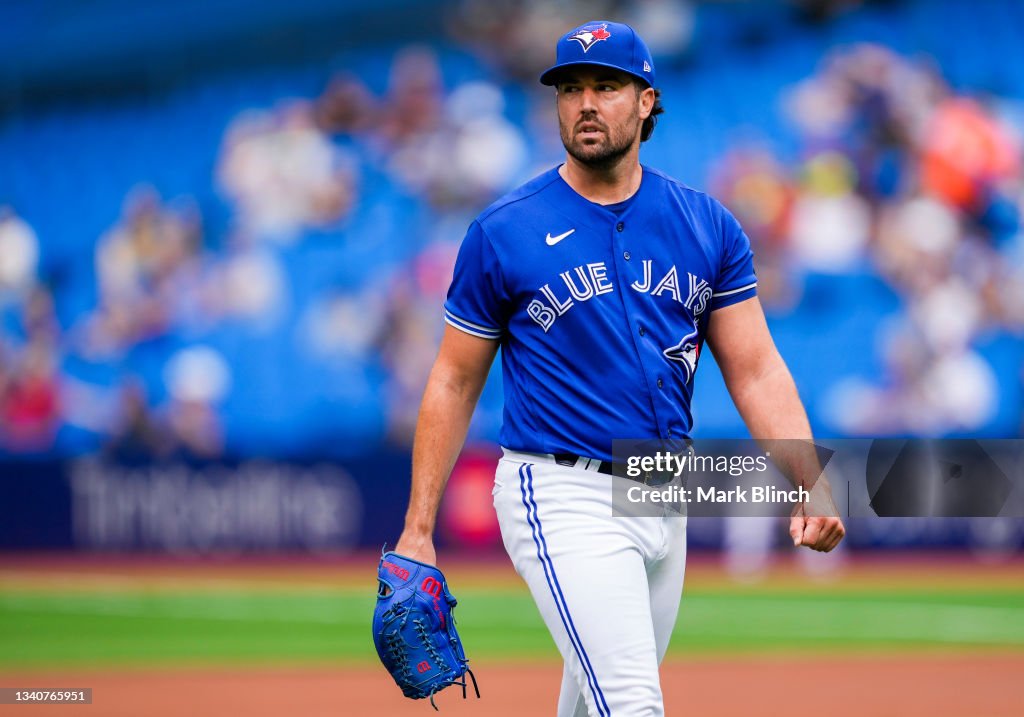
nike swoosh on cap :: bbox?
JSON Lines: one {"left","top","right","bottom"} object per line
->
{"left": 545, "top": 229, "right": 575, "bottom": 246}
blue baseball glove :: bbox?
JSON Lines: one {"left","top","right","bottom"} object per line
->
{"left": 373, "top": 551, "right": 480, "bottom": 710}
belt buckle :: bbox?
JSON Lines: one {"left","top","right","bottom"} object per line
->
{"left": 642, "top": 468, "right": 675, "bottom": 487}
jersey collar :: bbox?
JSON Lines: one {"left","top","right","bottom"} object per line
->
{"left": 548, "top": 163, "right": 652, "bottom": 231}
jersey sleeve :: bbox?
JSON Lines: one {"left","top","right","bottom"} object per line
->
{"left": 711, "top": 205, "right": 758, "bottom": 310}
{"left": 443, "top": 221, "right": 508, "bottom": 340}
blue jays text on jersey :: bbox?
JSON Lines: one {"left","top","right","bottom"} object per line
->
{"left": 444, "top": 166, "right": 757, "bottom": 463}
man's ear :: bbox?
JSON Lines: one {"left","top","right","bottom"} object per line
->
{"left": 638, "top": 86, "right": 656, "bottom": 120}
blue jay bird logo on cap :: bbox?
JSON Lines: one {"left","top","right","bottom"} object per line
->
{"left": 568, "top": 23, "right": 611, "bottom": 53}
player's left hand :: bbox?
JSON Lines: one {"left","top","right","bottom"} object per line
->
{"left": 789, "top": 475, "right": 845, "bottom": 552}
{"left": 790, "top": 514, "right": 845, "bottom": 552}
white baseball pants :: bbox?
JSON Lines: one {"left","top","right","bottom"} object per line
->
{"left": 493, "top": 449, "right": 688, "bottom": 717}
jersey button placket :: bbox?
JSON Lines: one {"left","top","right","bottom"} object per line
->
{"left": 657, "top": 378, "right": 664, "bottom": 388}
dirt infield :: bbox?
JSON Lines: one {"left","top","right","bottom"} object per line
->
{"left": 3, "top": 653, "right": 1022, "bottom": 717}
{"left": 2, "top": 551, "right": 1023, "bottom": 592}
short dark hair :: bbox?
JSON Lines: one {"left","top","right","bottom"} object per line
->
{"left": 639, "top": 85, "right": 663, "bottom": 143}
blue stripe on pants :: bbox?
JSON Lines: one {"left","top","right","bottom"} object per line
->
{"left": 518, "top": 462, "right": 610, "bottom": 717}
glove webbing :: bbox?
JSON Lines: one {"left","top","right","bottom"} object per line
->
{"left": 383, "top": 631, "right": 411, "bottom": 682}
{"left": 415, "top": 617, "right": 450, "bottom": 674}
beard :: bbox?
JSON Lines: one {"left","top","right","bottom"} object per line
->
{"left": 559, "top": 109, "right": 640, "bottom": 171}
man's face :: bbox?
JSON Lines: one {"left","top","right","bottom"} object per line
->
{"left": 554, "top": 67, "right": 651, "bottom": 169}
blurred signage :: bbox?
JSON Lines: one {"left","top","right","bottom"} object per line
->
{"left": 1, "top": 445, "right": 1021, "bottom": 553}
{"left": 0, "top": 455, "right": 418, "bottom": 553}
{"left": 69, "top": 459, "right": 362, "bottom": 552}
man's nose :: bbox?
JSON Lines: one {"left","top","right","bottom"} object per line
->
{"left": 579, "top": 86, "right": 598, "bottom": 112}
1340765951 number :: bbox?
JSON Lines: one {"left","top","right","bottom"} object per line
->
{"left": 0, "top": 689, "right": 93, "bottom": 704}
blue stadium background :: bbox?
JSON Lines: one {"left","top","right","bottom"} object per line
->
{"left": 1, "top": 1, "right": 1022, "bottom": 550}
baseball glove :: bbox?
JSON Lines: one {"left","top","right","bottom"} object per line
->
{"left": 373, "top": 550, "right": 480, "bottom": 709}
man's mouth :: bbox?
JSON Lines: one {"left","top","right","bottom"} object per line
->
{"left": 576, "top": 122, "right": 604, "bottom": 139}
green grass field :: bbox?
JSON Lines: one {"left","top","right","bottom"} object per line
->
{"left": 3, "top": 574, "right": 1022, "bottom": 669}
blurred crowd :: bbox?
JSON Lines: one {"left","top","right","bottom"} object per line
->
{"left": 448, "top": 0, "right": 696, "bottom": 82}
{"left": 0, "top": 39, "right": 534, "bottom": 456}
{"left": 0, "top": 192, "right": 235, "bottom": 459}
{"left": 712, "top": 44, "right": 1024, "bottom": 435}
{"left": 0, "top": 207, "right": 58, "bottom": 453}
{"left": 2, "top": 3, "right": 1023, "bottom": 458}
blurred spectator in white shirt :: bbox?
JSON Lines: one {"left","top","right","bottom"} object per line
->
{"left": 217, "top": 100, "right": 357, "bottom": 244}
{"left": 0, "top": 206, "right": 39, "bottom": 300}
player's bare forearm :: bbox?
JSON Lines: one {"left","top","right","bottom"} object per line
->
{"left": 395, "top": 325, "right": 498, "bottom": 564}
{"left": 707, "top": 297, "right": 815, "bottom": 475}
{"left": 707, "top": 297, "right": 845, "bottom": 551}
{"left": 726, "top": 352, "right": 810, "bottom": 440}
{"left": 725, "top": 354, "right": 823, "bottom": 484}
{"left": 399, "top": 368, "right": 481, "bottom": 543}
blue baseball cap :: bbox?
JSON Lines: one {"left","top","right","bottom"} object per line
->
{"left": 539, "top": 21, "right": 655, "bottom": 88}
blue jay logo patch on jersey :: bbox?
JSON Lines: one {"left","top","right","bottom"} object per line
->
{"left": 568, "top": 24, "right": 611, "bottom": 53}
{"left": 663, "top": 328, "right": 700, "bottom": 383}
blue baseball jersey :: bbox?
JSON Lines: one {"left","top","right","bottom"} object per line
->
{"left": 444, "top": 165, "right": 757, "bottom": 462}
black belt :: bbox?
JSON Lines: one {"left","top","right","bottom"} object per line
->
{"left": 553, "top": 452, "right": 615, "bottom": 475}
{"left": 552, "top": 452, "right": 676, "bottom": 486}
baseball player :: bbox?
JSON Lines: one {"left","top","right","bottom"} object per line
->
{"left": 395, "top": 20, "right": 845, "bottom": 716}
